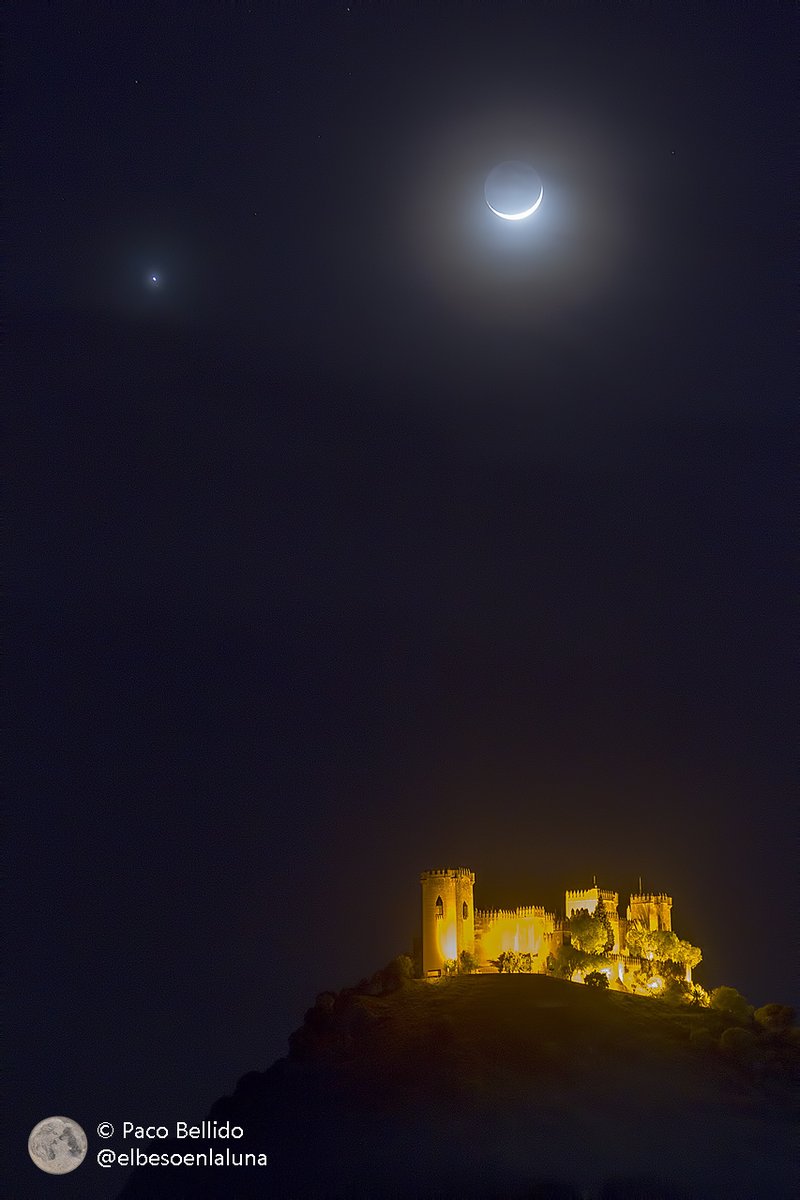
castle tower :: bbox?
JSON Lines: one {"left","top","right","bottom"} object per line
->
{"left": 565, "top": 886, "right": 619, "bottom": 919}
{"left": 420, "top": 867, "right": 475, "bottom": 976}
{"left": 565, "top": 886, "right": 621, "bottom": 952}
{"left": 627, "top": 892, "right": 672, "bottom": 932}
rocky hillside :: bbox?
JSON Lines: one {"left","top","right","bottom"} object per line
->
{"left": 118, "top": 972, "right": 798, "bottom": 1199}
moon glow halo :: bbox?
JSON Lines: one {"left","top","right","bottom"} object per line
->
{"left": 484, "top": 161, "right": 543, "bottom": 220}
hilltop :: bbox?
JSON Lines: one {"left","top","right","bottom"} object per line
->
{"left": 118, "top": 970, "right": 797, "bottom": 1199}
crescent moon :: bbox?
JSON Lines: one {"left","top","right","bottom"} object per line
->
{"left": 486, "top": 182, "right": 544, "bottom": 221}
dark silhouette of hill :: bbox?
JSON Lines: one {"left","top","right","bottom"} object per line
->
{"left": 118, "top": 971, "right": 798, "bottom": 1199}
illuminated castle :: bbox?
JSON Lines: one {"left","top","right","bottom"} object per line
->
{"left": 420, "top": 867, "right": 681, "bottom": 985}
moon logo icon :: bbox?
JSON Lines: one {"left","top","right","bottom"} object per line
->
{"left": 28, "top": 1117, "right": 88, "bottom": 1175}
{"left": 484, "top": 161, "right": 543, "bottom": 220}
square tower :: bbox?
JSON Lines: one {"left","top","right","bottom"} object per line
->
{"left": 627, "top": 892, "right": 672, "bottom": 932}
{"left": 565, "top": 886, "right": 621, "bottom": 952}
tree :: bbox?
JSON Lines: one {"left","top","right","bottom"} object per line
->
{"left": 625, "top": 925, "right": 702, "bottom": 974}
{"left": 551, "top": 944, "right": 587, "bottom": 980}
{"left": 459, "top": 949, "right": 480, "bottom": 974}
{"left": 662, "top": 958, "right": 688, "bottom": 983}
{"left": 366, "top": 955, "right": 414, "bottom": 994}
{"left": 585, "top": 970, "right": 610, "bottom": 989}
{"left": 594, "top": 898, "right": 615, "bottom": 953}
{"left": 568, "top": 908, "right": 608, "bottom": 955}
{"left": 710, "top": 986, "right": 753, "bottom": 1022}
{"left": 625, "top": 925, "right": 673, "bottom": 962}
{"left": 675, "top": 938, "right": 703, "bottom": 972}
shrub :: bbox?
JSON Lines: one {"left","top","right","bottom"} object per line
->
{"left": 459, "top": 949, "right": 480, "bottom": 974}
{"left": 497, "top": 950, "right": 535, "bottom": 973}
{"left": 370, "top": 955, "right": 415, "bottom": 993}
{"left": 710, "top": 986, "right": 753, "bottom": 1022}
{"left": 585, "top": 970, "right": 610, "bottom": 989}
{"left": 753, "top": 1003, "right": 796, "bottom": 1033}
{"left": 662, "top": 978, "right": 690, "bottom": 1005}
{"left": 663, "top": 979, "right": 709, "bottom": 1007}
{"left": 687, "top": 983, "right": 710, "bottom": 1007}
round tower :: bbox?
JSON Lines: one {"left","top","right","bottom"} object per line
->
{"left": 420, "top": 868, "right": 475, "bottom": 976}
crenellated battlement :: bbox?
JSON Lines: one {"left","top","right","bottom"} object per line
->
{"left": 420, "top": 867, "right": 475, "bottom": 882}
{"left": 566, "top": 888, "right": 618, "bottom": 902}
{"left": 475, "top": 904, "right": 548, "bottom": 921}
{"left": 629, "top": 892, "right": 672, "bottom": 903}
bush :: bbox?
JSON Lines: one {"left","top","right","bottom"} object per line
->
{"left": 754, "top": 1003, "right": 795, "bottom": 1033}
{"left": 459, "top": 949, "right": 480, "bottom": 973}
{"left": 497, "top": 950, "right": 535, "bottom": 973}
{"left": 662, "top": 979, "right": 709, "bottom": 1007}
{"left": 662, "top": 978, "right": 690, "bottom": 1005}
{"left": 585, "top": 970, "right": 610, "bottom": 989}
{"left": 368, "top": 955, "right": 415, "bottom": 994}
{"left": 710, "top": 986, "right": 753, "bottom": 1022}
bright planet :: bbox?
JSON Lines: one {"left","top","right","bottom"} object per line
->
{"left": 484, "top": 161, "right": 543, "bottom": 220}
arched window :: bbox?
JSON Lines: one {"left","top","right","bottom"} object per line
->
{"left": 462, "top": 901, "right": 469, "bottom": 920}
{"left": 435, "top": 896, "right": 443, "bottom": 920}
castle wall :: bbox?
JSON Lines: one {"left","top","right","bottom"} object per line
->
{"left": 475, "top": 906, "right": 555, "bottom": 969}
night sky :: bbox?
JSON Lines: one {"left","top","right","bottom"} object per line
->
{"left": 8, "top": 4, "right": 795, "bottom": 1196}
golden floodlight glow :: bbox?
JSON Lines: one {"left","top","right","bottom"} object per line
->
{"left": 441, "top": 922, "right": 458, "bottom": 962}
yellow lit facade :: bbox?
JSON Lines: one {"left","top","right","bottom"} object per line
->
{"left": 420, "top": 868, "right": 687, "bottom": 984}
{"left": 420, "top": 868, "right": 476, "bottom": 976}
